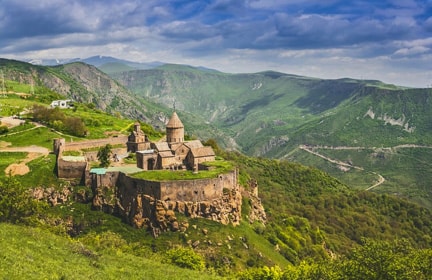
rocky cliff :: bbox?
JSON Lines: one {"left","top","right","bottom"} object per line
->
{"left": 92, "top": 176, "right": 244, "bottom": 236}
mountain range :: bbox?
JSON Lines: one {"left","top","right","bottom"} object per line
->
{"left": 2, "top": 56, "right": 432, "bottom": 208}
{"left": 1, "top": 56, "right": 432, "bottom": 278}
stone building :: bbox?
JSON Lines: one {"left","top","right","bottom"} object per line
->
{"left": 53, "top": 111, "right": 243, "bottom": 231}
{"left": 134, "top": 111, "right": 215, "bottom": 170}
{"left": 126, "top": 122, "right": 150, "bottom": 152}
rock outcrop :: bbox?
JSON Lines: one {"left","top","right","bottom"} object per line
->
{"left": 91, "top": 176, "right": 243, "bottom": 235}
{"left": 244, "top": 180, "right": 267, "bottom": 224}
{"left": 31, "top": 186, "right": 72, "bottom": 206}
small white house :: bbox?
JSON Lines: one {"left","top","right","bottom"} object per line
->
{"left": 50, "top": 100, "right": 74, "bottom": 109}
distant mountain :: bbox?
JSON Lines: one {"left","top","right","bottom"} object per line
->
{"left": 109, "top": 64, "right": 417, "bottom": 154}
{"left": 107, "top": 64, "right": 432, "bottom": 208}
{"left": 0, "top": 58, "right": 169, "bottom": 126}
{"left": 28, "top": 55, "right": 164, "bottom": 70}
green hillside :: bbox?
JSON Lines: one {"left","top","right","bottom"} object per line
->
{"left": 0, "top": 58, "right": 173, "bottom": 128}
{"left": 3, "top": 59, "right": 432, "bottom": 209}
{"left": 107, "top": 65, "right": 432, "bottom": 209}
{"left": 0, "top": 81, "right": 431, "bottom": 278}
{"left": 0, "top": 223, "right": 222, "bottom": 280}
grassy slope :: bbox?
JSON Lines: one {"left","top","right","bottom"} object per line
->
{"left": 1, "top": 79, "right": 432, "bottom": 276}
{"left": 0, "top": 223, "right": 222, "bottom": 280}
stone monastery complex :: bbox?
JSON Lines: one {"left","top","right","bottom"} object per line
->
{"left": 53, "top": 112, "right": 254, "bottom": 234}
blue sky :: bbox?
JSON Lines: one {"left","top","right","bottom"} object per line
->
{"left": 1, "top": 0, "right": 432, "bottom": 87}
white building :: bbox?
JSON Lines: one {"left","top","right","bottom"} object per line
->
{"left": 50, "top": 100, "right": 74, "bottom": 109}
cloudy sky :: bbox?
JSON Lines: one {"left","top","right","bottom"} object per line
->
{"left": 1, "top": 0, "right": 432, "bottom": 87}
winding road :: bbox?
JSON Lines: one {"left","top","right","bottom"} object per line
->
{"left": 299, "top": 145, "right": 384, "bottom": 190}
{"left": 298, "top": 144, "right": 432, "bottom": 190}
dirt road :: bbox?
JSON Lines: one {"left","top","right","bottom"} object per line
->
{"left": 299, "top": 145, "right": 385, "bottom": 190}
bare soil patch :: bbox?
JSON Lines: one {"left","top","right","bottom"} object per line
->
{"left": 1, "top": 147, "right": 50, "bottom": 176}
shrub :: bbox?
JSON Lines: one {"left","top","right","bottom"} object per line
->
{"left": 0, "top": 125, "right": 8, "bottom": 135}
{"left": 165, "top": 247, "right": 205, "bottom": 271}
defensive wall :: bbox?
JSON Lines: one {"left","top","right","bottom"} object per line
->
{"left": 92, "top": 169, "right": 237, "bottom": 202}
{"left": 62, "top": 136, "right": 128, "bottom": 151}
{"left": 90, "top": 169, "right": 240, "bottom": 229}
{"left": 53, "top": 137, "right": 128, "bottom": 181}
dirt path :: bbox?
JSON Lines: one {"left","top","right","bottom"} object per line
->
{"left": 299, "top": 145, "right": 364, "bottom": 170}
{"left": 366, "top": 173, "right": 385, "bottom": 191}
{"left": 1, "top": 145, "right": 50, "bottom": 176}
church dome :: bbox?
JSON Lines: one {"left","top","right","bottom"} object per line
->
{"left": 166, "top": 111, "right": 184, "bottom": 128}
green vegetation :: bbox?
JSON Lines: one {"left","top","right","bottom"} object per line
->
{"left": 0, "top": 223, "right": 223, "bottom": 280}
{"left": 224, "top": 152, "right": 432, "bottom": 259}
{"left": 131, "top": 160, "right": 234, "bottom": 181}
{"left": 288, "top": 147, "right": 432, "bottom": 209}
{"left": 1, "top": 126, "right": 61, "bottom": 149}
{"left": 97, "top": 144, "right": 112, "bottom": 167}
{"left": 0, "top": 125, "right": 8, "bottom": 134}
{"left": 165, "top": 247, "right": 205, "bottom": 271}
{"left": 238, "top": 239, "right": 432, "bottom": 280}
{"left": 32, "top": 104, "right": 87, "bottom": 136}
{"left": 0, "top": 152, "right": 27, "bottom": 174}
{"left": 1, "top": 59, "right": 432, "bottom": 278}
{"left": 0, "top": 176, "right": 45, "bottom": 223}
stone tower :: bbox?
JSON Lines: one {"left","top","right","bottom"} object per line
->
{"left": 166, "top": 111, "right": 184, "bottom": 143}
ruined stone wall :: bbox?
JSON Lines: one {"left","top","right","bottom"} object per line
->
{"left": 62, "top": 136, "right": 128, "bottom": 151}
{"left": 57, "top": 158, "right": 88, "bottom": 181}
{"left": 84, "top": 147, "right": 127, "bottom": 162}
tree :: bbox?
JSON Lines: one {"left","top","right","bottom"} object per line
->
{"left": 0, "top": 175, "right": 44, "bottom": 223}
{"left": 97, "top": 144, "right": 112, "bottom": 167}
{"left": 64, "top": 117, "right": 87, "bottom": 137}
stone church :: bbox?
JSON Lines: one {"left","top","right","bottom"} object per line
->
{"left": 127, "top": 111, "right": 215, "bottom": 171}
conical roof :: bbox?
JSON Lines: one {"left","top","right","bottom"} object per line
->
{"left": 166, "top": 111, "right": 184, "bottom": 128}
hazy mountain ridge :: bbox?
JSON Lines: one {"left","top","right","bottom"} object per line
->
{"left": 27, "top": 55, "right": 164, "bottom": 69}
{"left": 108, "top": 64, "right": 415, "bottom": 154}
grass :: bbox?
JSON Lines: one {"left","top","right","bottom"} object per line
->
{"left": 1, "top": 126, "right": 61, "bottom": 148}
{"left": 131, "top": 160, "right": 234, "bottom": 181}
{"left": 0, "top": 223, "right": 223, "bottom": 280}
{"left": 15, "top": 154, "right": 65, "bottom": 187}
{"left": 0, "top": 94, "right": 42, "bottom": 116}
{"left": 63, "top": 105, "right": 133, "bottom": 139}
{"left": 0, "top": 152, "right": 27, "bottom": 176}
